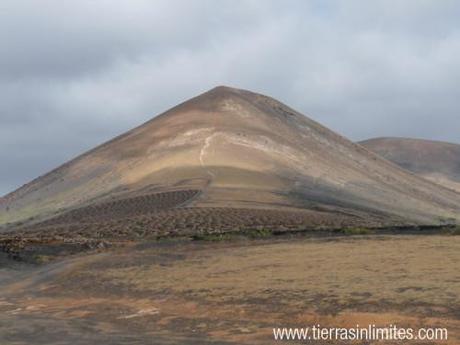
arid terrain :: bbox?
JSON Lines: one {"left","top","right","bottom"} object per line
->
{"left": 1, "top": 87, "right": 460, "bottom": 344}
{"left": 2, "top": 87, "right": 460, "bottom": 257}
{"left": 1, "top": 234, "right": 459, "bottom": 344}
{"left": 361, "top": 137, "right": 460, "bottom": 193}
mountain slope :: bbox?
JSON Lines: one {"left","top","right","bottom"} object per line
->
{"left": 2, "top": 86, "right": 460, "bottom": 231}
{"left": 360, "top": 137, "right": 460, "bottom": 194}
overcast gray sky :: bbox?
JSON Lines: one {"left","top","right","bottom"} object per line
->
{"left": 1, "top": 0, "right": 459, "bottom": 196}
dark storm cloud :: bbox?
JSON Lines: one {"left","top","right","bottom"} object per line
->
{"left": 1, "top": 0, "right": 460, "bottom": 195}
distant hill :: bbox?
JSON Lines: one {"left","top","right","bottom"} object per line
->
{"left": 2, "top": 86, "right": 460, "bottom": 236}
{"left": 361, "top": 137, "right": 460, "bottom": 194}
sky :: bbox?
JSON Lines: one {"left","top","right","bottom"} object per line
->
{"left": 1, "top": 0, "right": 460, "bottom": 196}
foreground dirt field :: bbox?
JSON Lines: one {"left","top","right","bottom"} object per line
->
{"left": 0, "top": 234, "right": 459, "bottom": 344}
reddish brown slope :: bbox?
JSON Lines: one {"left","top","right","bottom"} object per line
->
{"left": 361, "top": 137, "right": 460, "bottom": 194}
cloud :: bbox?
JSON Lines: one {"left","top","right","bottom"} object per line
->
{"left": 1, "top": 0, "right": 460, "bottom": 195}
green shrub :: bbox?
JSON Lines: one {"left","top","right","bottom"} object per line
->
{"left": 342, "top": 227, "right": 372, "bottom": 235}
{"left": 244, "top": 228, "right": 273, "bottom": 239}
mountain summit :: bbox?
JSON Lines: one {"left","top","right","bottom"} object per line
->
{"left": 2, "top": 86, "right": 460, "bottom": 230}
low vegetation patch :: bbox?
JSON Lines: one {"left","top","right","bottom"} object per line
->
{"left": 341, "top": 227, "right": 373, "bottom": 235}
{"left": 442, "top": 225, "right": 460, "bottom": 235}
{"left": 192, "top": 228, "right": 275, "bottom": 242}
{"left": 192, "top": 233, "right": 234, "bottom": 242}
{"left": 192, "top": 226, "right": 378, "bottom": 241}
{"left": 33, "top": 254, "right": 53, "bottom": 264}
{"left": 242, "top": 228, "right": 274, "bottom": 239}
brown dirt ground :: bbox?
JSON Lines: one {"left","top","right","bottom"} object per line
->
{"left": 0, "top": 234, "right": 459, "bottom": 344}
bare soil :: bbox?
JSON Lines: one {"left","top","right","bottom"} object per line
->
{"left": 0, "top": 234, "right": 459, "bottom": 344}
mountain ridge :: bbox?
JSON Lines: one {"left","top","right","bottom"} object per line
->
{"left": 360, "top": 137, "right": 460, "bottom": 194}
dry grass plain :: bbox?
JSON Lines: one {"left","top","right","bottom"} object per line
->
{"left": 0, "top": 234, "right": 459, "bottom": 344}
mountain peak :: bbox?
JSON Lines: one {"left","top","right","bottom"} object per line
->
{"left": 2, "top": 88, "right": 460, "bottom": 228}
{"left": 198, "top": 85, "right": 273, "bottom": 104}
{"left": 200, "top": 85, "right": 260, "bottom": 103}
{"left": 208, "top": 85, "right": 240, "bottom": 93}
